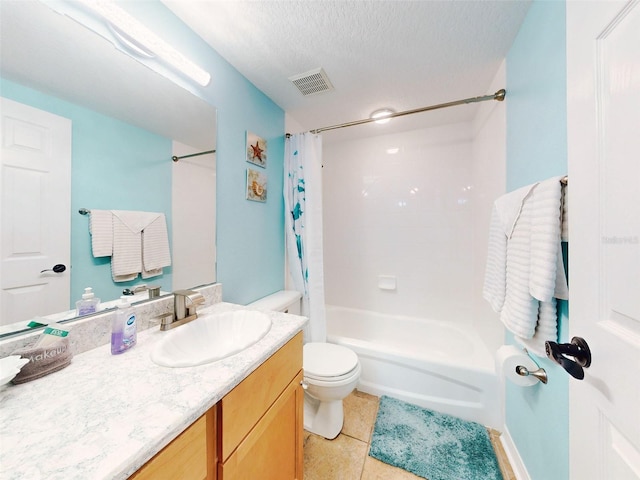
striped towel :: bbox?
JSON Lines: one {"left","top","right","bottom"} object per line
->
{"left": 110, "top": 211, "right": 171, "bottom": 282}
{"left": 90, "top": 210, "right": 113, "bottom": 257}
{"left": 142, "top": 215, "right": 171, "bottom": 278}
{"left": 483, "top": 175, "right": 569, "bottom": 356}
{"left": 483, "top": 183, "right": 537, "bottom": 313}
{"left": 561, "top": 182, "right": 568, "bottom": 242}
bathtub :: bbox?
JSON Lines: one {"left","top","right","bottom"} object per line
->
{"left": 326, "top": 305, "right": 500, "bottom": 428}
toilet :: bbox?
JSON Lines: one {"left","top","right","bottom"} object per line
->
{"left": 247, "top": 290, "right": 361, "bottom": 440}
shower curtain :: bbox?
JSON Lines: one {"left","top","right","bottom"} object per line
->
{"left": 284, "top": 132, "right": 326, "bottom": 343}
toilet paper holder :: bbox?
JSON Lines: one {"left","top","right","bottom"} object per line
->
{"left": 515, "top": 365, "right": 548, "bottom": 384}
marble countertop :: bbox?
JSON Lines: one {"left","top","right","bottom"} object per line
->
{"left": 0, "top": 302, "right": 307, "bottom": 480}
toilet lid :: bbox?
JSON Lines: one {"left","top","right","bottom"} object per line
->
{"left": 303, "top": 343, "right": 359, "bottom": 378}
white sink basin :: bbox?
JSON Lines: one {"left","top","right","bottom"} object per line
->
{"left": 150, "top": 310, "right": 272, "bottom": 367}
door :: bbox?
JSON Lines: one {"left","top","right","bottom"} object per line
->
{"left": 0, "top": 97, "right": 71, "bottom": 326}
{"left": 567, "top": 1, "right": 640, "bottom": 479}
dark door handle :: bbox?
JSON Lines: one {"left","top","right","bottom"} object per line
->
{"left": 40, "top": 264, "right": 66, "bottom": 274}
{"left": 545, "top": 337, "right": 592, "bottom": 380}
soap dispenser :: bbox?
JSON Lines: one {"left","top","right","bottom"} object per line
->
{"left": 75, "top": 287, "right": 101, "bottom": 316}
{"left": 111, "top": 296, "right": 137, "bottom": 355}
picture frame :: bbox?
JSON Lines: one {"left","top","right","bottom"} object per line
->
{"left": 246, "top": 131, "right": 267, "bottom": 168}
{"left": 246, "top": 168, "right": 267, "bottom": 202}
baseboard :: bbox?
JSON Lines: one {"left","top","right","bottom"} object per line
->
{"left": 500, "top": 425, "right": 531, "bottom": 480}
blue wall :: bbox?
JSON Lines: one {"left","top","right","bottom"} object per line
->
{"left": 1, "top": 78, "right": 173, "bottom": 306}
{"left": 505, "top": 1, "right": 569, "bottom": 479}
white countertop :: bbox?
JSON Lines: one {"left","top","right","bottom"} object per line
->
{"left": 0, "top": 302, "right": 307, "bottom": 480}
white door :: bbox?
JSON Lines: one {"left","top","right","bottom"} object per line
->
{"left": 567, "top": 1, "right": 640, "bottom": 479}
{"left": 0, "top": 97, "right": 71, "bottom": 326}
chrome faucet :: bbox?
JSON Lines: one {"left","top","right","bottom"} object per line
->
{"left": 159, "top": 289, "right": 205, "bottom": 331}
{"left": 122, "top": 284, "right": 161, "bottom": 299}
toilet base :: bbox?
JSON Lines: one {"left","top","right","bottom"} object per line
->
{"left": 303, "top": 392, "right": 344, "bottom": 440}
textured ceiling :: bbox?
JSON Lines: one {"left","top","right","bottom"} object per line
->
{"left": 164, "top": 0, "right": 531, "bottom": 143}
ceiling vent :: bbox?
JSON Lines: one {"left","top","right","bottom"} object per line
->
{"left": 289, "top": 67, "right": 334, "bottom": 96}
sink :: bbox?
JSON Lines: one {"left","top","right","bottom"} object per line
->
{"left": 150, "top": 310, "right": 272, "bottom": 367}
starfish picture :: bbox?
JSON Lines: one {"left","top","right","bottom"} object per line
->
{"left": 246, "top": 131, "right": 267, "bottom": 167}
{"left": 250, "top": 141, "right": 264, "bottom": 161}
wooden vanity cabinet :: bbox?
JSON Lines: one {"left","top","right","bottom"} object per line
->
{"left": 129, "top": 409, "right": 216, "bottom": 480}
{"left": 130, "top": 332, "right": 303, "bottom": 480}
{"left": 217, "top": 331, "right": 303, "bottom": 480}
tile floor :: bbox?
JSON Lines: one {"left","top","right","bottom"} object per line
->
{"left": 303, "top": 390, "right": 516, "bottom": 480}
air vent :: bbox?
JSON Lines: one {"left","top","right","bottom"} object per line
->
{"left": 289, "top": 67, "right": 334, "bottom": 96}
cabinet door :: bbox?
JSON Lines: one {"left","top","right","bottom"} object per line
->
{"left": 219, "top": 370, "right": 304, "bottom": 480}
{"left": 218, "top": 332, "right": 303, "bottom": 461}
{"left": 131, "top": 409, "right": 215, "bottom": 480}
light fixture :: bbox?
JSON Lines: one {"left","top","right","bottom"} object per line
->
{"left": 371, "top": 108, "right": 395, "bottom": 124}
{"left": 51, "top": 0, "right": 211, "bottom": 87}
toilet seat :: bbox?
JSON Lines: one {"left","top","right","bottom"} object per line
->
{"left": 304, "top": 343, "right": 359, "bottom": 382}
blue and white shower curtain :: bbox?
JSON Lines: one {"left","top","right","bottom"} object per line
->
{"left": 284, "top": 133, "right": 326, "bottom": 343}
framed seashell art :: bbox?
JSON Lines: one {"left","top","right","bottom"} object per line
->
{"left": 246, "top": 168, "right": 267, "bottom": 202}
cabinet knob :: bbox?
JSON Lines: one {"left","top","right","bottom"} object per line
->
{"left": 300, "top": 380, "right": 308, "bottom": 390}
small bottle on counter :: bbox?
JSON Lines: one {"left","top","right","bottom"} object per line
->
{"left": 111, "top": 296, "right": 137, "bottom": 355}
{"left": 75, "top": 287, "right": 101, "bottom": 316}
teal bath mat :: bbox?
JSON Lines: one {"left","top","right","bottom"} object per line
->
{"left": 369, "top": 396, "right": 502, "bottom": 480}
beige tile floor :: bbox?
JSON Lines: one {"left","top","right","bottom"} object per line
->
{"left": 303, "top": 390, "right": 516, "bottom": 480}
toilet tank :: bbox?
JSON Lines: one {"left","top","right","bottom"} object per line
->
{"left": 247, "top": 290, "right": 302, "bottom": 315}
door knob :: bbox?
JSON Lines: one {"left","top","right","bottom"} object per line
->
{"left": 40, "top": 264, "right": 66, "bottom": 274}
{"left": 545, "top": 337, "right": 592, "bottom": 380}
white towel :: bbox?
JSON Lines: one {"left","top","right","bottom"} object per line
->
{"left": 483, "top": 205, "right": 508, "bottom": 312}
{"left": 561, "top": 182, "right": 569, "bottom": 242}
{"left": 500, "top": 194, "right": 540, "bottom": 338}
{"left": 482, "top": 183, "right": 537, "bottom": 313}
{"left": 495, "top": 183, "right": 538, "bottom": 238}
{"left": 141, "top": 215, "right": 171, "bottom": 278}
{"left": 483, "top": 176, "right": 569, "bottom": 356}
{"left": 111, "top": 213, "right": 143, "bottom": 281}
{"left": 90, "top": 210, "right": 113, "bottom": 257}
{"left": 110, "top": 210, "right": 171, "bottom": 282}
{"left": 529, "top": 176, "right": 569, "bottom": 302}
{"left": 516, "top": 299, "right": 558, "bottom": 356}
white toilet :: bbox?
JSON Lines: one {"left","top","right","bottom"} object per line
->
{"left": 247, "top": 290, "right": 361, "bottom": 440}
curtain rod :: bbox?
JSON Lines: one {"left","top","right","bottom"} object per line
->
{"left": 172, "top": 149, "right": 216, "bottom": 162}
{"left": 286, "top": 89, "right": 506, "bottom": 137}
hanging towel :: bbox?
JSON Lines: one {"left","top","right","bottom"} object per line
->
{"left": 141, "top": 215, "right": 171, "bottom": 278}
{"left": 516, "top": 299, "right": 558, "bottom": 356}
{"left": 90, "top": 210, "right": 113, "bottom": 257}
{"left": 483, "top": 176, "right": 569, "bottom": 356}
{"left": 500, "top": 193, "right": 540, "bottom": 338}
{"left": 561, "top": 182, "right": 569, "bottom": 242}
{"left": 529, "top": 176, "right": 569, "bottom": 302}
{"left": 482, "top": 183, "right": 537, "bottom": 313}
{"left": 111, "top": 213, "right": 144, "bottom": 281}
{"left": 110, "top": 210, "right": 171, "bottom": 282}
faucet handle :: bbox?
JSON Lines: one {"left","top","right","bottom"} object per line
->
{"left": 173, "top": 289, "right": 205, "bottom": 304}
{"left": 173, "top": 289, "right": 205, "bottom": 320}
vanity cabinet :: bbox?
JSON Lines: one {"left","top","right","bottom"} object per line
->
{"left": 130, "top": 332, "right": 303, "bottom": 480}
{"left": 129, "top": 409, "right": 216, "bottom": 480}
{"left": 217, "top": 331, "right": 303, "bottom": 480}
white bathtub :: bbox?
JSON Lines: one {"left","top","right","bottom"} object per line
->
{"left": 326, "top": 305, "right": 500, "bottom": 428}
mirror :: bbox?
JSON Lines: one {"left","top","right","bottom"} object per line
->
{"left": 0, "top": 1, "right": 217, "bottom": 336}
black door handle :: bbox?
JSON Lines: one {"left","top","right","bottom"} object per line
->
{"left": 40, "top": 264, "right": 66, "bottom": 274}
{"left": 545, "top": 337, "right": 592, "bottom": 380}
